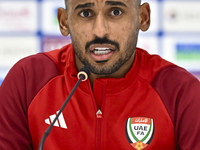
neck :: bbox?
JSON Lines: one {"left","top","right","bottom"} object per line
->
{"left": 75, "top": 52, "right": 135, "bottom": 88}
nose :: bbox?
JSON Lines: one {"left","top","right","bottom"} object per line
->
{"left": 92, "top": 12, "right": 109, "bottom": 38}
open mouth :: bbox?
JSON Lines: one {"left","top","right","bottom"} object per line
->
{"left": 89, "top": 45, "right": 115, "bottom": 62}
{"left": 93, "top": 47, "right": 112, "bottom": 55}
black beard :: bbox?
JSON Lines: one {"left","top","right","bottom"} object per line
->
{"left": 71, "top": 30, "right": 139, "bottom": 75}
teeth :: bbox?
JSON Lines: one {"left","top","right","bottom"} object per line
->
{"left": 95, "top": 47, "right": 109, "bottom": 50}
{"left": 93, "top": 47, "right": 112, "bottom": 55}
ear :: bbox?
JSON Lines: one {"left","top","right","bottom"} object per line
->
{"left": 139, "top": 3, "right": 151, "bottom": 31}
{"left": 57, "top": 7, "right": 70, "bottom": 36}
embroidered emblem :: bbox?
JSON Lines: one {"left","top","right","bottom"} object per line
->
{"left": 125, "top": 117, "right": 154, "bottom": 150}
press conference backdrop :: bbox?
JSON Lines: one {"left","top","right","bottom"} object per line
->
{"left": 0, "top": 0, "right": 200, "bottom": 85}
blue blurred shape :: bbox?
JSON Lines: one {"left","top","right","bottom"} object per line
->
{"left": 176, "top": 44, "right": 200, "bottom": 60}
{"left": 0, "top": 79, "right": 3, "bottom": 86}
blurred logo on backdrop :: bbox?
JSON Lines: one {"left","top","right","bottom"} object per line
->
{"left": 163, "top": 1, "right": 200, "bottom": 32}
{"left": 176, "top": 44, "right": 200, "bottom": 61}
{"left": 0, "top": 37, "right": 39, "bottom": 67}
{"left": 41, "top": 0, "right": 65, "bottom": 35}
{"left": 0, "top": 1, "right": 38, "bottom": 32}
{"left": 163, "top": 36, "right": 200, "bottom": 73}
{"left": 42, "top": 36, "right": 71, "bottom": 52}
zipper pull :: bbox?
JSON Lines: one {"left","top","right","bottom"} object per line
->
{"left": 96, "top": 109, "right": 102, "bottom": 118}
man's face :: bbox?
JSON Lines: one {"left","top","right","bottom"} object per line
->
{"left": 67, "top": 0, "right": 140, "bottom": 75}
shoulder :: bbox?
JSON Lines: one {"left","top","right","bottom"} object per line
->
{"left": 150, "top": 62, "right": 200, "bottom": 149}
{"left": 19, "top": 52, "right": 60, "bottom": 75}
{"left": 0, "top": 53, "right": 59, "bottom": 149}
{"left": 15, "top": 52, "right": 59, "bottom": 72}
{"left": 136, "top": 48, "right": 175, "bottom": 83}
{"left": 13, "top": 43, "right": 73, "bottom": 75}
{"left": 152, "top": 63, "right": 200, "bottom": 122}
{"left": 1, "top": 51, "right": 62, "bottom": 109}
{"left": 152, "top": 65, "right": 200, "bottom": 149}
{"left": 153, "top": 65, "right": 200, "bottom": 109}
{"left": 0, "top": 45, "right": 72, "bottom": 149}
{"left": 152, "top": 65, "right": 200, "bottom": 96}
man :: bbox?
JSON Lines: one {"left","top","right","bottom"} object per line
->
{"left": 0, "top": 0, "right": 200, "bottom": 150}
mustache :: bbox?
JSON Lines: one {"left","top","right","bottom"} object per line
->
{"left": 85, "top": 36, "right": 120, "bottom": 51}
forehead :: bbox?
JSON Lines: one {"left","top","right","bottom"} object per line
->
{"left": 67, "top": 0, "right": 134, "bottom": 7}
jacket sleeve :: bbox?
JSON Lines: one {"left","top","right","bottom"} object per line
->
{"left": 0, "top": 59, "right": 33, "bottom": 149}
{"left": 152, "top": 66, "right": 200, "bottom": 150}
{"left": 0, "top": 53, "right": 60, "bottom": 150}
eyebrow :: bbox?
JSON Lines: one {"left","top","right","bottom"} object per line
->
{"left": 105, "top": 1, "right": 127, "bottom": 7}
{"left": 75, "top": 3, "right": 95, "bottom": 10}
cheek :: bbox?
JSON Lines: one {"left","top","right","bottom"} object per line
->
{"left": 72, "top": 23, "right": 93, "bottom": 42}
{"left": 115, "top": 24, "right": 133, "bottom": 41}
{"left": 70, "top": 24, "right": 88, "bottom": 47}
{"left": 117, "top": 24, "right": 136, "bottom": 50}
{"left": 122, "top": 27, "right": 125, "bottom": 32}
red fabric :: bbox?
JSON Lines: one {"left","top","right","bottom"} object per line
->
{"left": 0, "top": 53, "right": 60, "bottom": 149}
{"left": 152, "top": 66, "right": 200, "bottom": 150}
{"left": 29, "top": 45, "right": 176, "bottom": 149}
{"left": 0, "top": 44, "right": 200, "bottom": 150}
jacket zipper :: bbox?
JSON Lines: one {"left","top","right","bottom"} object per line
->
{"left": 88, "top": 79, "right": 106, "bottom": 150}
{"left": 96, "top": 109, "right": 102, "bottom": 150}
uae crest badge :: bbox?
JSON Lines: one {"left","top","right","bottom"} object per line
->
{"left": 125, "top": 117, "right": 154, "bottom": 150}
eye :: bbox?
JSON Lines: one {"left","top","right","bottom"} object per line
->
{"left": 110, "top": 9, "right": 122, "bottom": 16}
{"left": 80, "top": 10, "right": 92, "bottom": 18}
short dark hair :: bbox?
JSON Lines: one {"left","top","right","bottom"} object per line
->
{"left": 65, "top": 0, "right": 141, "bottom": 2}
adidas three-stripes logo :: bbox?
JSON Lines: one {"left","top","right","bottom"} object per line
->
{"left": 45, "top": 111, "right": 67, "bottom": 129}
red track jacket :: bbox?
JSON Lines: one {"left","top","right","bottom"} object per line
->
{"left": 1, "top": 44, "right": 200, "bottom": 150}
